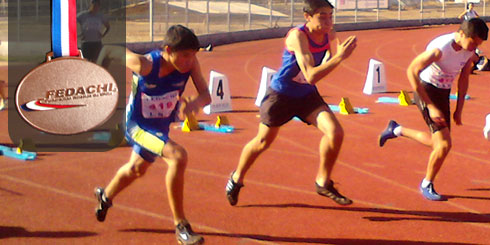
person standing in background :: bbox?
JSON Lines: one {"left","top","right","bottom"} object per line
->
{"left": 77, "top": 0, "right": 110, "bottom": 62}
{"left": 458, "top": 2, "right": 479, "bottom": 21}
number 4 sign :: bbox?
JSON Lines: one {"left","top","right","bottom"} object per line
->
{"left": 363, "top": 59, "right": 387, "bottom": 95}
{"left": 203, "top": 70, "right": 232, "bottom": 114}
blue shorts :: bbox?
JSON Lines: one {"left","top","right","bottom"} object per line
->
{"left": 126, "top": 120, "right": 169, "bottom": 163}
{"left": 132, "top": 144, "right": 158, "bottom": 163}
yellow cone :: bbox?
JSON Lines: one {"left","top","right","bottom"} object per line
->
{"left": 339, "top": 97, "right": 355, "bottom": 115}
{"left": 398, "top": 90, "right": 412, "bottom": 106}
{"left": 19, "top": 138, "right": 36, "bottom": 152}
{"left": 215, "top": 115, "right": 230, "bottom": 128}
{"left": 182, "top": 114, "right": 200, "bottom": 132}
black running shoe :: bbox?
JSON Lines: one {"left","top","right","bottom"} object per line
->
{"left": 316, "top": 180, "right": 353, "bottom": 205}
{"left": 176, "top": 221, "right": 204, "bottom": 245}
{"left": 94, "top": 187, "right": 112, "bottom": 222}
{"left": 379, "top": 120, "right": 400, "bottom": 147}
{"left": 225, "top": 172, "right": 243, "bottom": 206}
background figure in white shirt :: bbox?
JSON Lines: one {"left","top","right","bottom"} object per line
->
{"left": 77, "top": 0, "right": 110, "bottom": 62}
{"left": 458, "top": 2, "right": 479, "bottom": 21}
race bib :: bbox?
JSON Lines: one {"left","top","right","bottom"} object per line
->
{"left": 141, "top": 90, "right": 179, "bottom": 119}
{"left": 429, "top": 70, "right": 456, "bottom": 89}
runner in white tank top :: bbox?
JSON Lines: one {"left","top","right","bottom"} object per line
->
{"left": 420, "top": 33, "right": 474, "bottom": 89}
{"left": 379, "top": 19, "right": 488, "bottom": 201}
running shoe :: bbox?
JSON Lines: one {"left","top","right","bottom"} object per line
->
{"left": 316, "top": 180, "right": 353, "bottom": 205}
{"left": 176, "top": 221, "right": 204, "bottom": 245}
{"left": 94, "top": 187, "right": 112, "bottom": 222}
{"left": 379, "top": 120, "right": 400, "bottom": 147}
{"left": 225, "top": 171, "right": 243, "bottom": 206}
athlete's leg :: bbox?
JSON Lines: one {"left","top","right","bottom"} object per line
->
{"left": 418, "top": 127, "right": 451, "bottom": 201}
{"left": 95, "top": 150, "right": 151, "bottom": 222}
{"left": 161, "top": 140, "right": 204, "bottom": 244}
{"left": 161, "top": 139, "right": 188, "bottom": 225}
{"left": 305, "top": 105, "right": 352, "bottom": 205}
{"left": 305, "top": 105, "right": 343, "bottom": 186}
{"left": 105, "top": 151, "right": 152, "bottom": 200}
{"left": 232, "top": 123, "right": 280, "bottom": 184}
{"left": 400, "top": 127, "right": 433, "bottom": 147}
{"left": 425, "top": 128, "right": 451, "bottom": 182}
{"left": 227, "top": 88, "right": 289, "bottom": 206}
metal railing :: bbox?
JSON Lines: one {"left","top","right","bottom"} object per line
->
{"left": 129, "top": 0, "right": 487, "bottom": 42}
{"left": 1, "top": 0, "right": 488, "bottom": 43}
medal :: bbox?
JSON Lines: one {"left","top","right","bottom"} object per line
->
{"left": 15, "top": 0, "right": 118, "bottom": 135}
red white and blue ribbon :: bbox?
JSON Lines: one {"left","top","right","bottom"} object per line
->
{"left": 52, "top": 0, "right": 78, "bottom": 58}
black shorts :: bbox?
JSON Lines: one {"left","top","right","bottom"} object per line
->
{"left": 259, "top": 88, "right": 327, "bottom": 127}
{"left": 81, "top": 41, "right": 103, "bottom": 62}
{"left": 413, "top": 82, "right": 451, "bottom": 133}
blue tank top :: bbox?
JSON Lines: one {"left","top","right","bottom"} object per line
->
{"left": 126, "top": 50, "right": 190, "bottom": 138}
{"left": 270, "top": 24, "right": 330, "bottom": 97}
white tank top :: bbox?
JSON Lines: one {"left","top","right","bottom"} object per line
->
{"left": 419, "top": 33, "right": 474, "bottom": 89}
{"left": 464, "top": 10, "right": 478, "bottom": 20}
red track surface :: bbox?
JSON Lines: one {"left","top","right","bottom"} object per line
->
{"left": 1, "top": 24, "right": 490, "bottom": 244}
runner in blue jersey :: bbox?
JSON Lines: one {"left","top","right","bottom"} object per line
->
{"left": 93, "top": 25, "right": 211, "bottom": 245}
{"left": 226, "top": 0, "right": 357, "bottom": 206}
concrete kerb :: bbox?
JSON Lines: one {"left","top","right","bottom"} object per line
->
{"left": 125, "top": 27, "right": 291, "bottom": 54}
{"left": 4, "top": 17, "right": 489, "bottom": 56}
{"left": 0, "top": 41, "right": 48, "bottom": 61}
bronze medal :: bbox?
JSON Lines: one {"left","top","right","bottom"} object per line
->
{"left": 15, "top": 52, "right": 118, "bottom": 135}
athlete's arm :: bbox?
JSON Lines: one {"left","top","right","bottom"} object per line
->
{"left": 102, "top": 18, "right": 111, "bottom": 38}
{"left": 181, "top": 59, "right": 211, "bottom": 116}
{"left": 125, "top": 49, "right": 152, "bottom": 76}
{"left": 95, "top": 45, "right": 152, "bottom": 76}
{"left": 287, "top": 29, "right": 356, "bottom": 85}
{"left": 453, "top": 54, "right": 478, "bottom": 125}
{"left": 407, "top": 48, "right": 445, "bottom": 125}
{"left": 458, "top": 11, "right": 466, "bottom": 20}
{"left": 323, "top": 30, "right": 337, "bottom": 62}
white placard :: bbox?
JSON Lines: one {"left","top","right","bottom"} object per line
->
{"left": 203, "top": 70, "right": 232, "bottom": 114}
{"left": 255, "top": 67, "right": 277, "bottom": 107}
{"left": 363, "top": 58, "right": 387, "bottom": 95}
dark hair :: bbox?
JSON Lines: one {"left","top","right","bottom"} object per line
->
{"left": 162, "top": 25, "right": 200, "bottom": 52}
{"left": 460, "top": 18, "right": 488, "bottom": 40}
{"left": 303, "top": 0, "right": 334, "bottom": 16}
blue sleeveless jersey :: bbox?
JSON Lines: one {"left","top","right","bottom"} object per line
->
{"left": 270, "top": 24, "right": 330, "bottom": 97}
{"left": 126, "top": 50, "right": 190, "bottom": 141}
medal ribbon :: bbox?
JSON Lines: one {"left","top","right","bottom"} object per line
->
{"left": 52, "top": 0, "right": 78, "bottom": 58}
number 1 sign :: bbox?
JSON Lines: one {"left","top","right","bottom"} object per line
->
{"left": 363, "top": 59, "right": 387, "bottom": 95}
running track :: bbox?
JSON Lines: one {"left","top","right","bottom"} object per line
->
{"left": 1, "top": 24, "right": 490, "bottom": 244}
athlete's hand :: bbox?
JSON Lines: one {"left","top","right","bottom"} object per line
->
{"left": 179, "top": 96, "right": 199, "bottom": 119}
{"left": 428, "top": 105, "right": 447, "bottom": 128}
{"left": 336, "top": 36, "right": 357, "bottom": 60}
{"left": 453, "top": 110, "right": 463, "bottom": 126}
